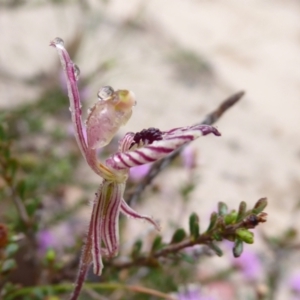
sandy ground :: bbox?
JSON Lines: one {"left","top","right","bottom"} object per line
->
{"left": 1, "top": 0, "right": 300, "bottom": 299}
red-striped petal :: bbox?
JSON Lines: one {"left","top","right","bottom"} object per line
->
{"left": 106, "top": 125, "right": 220, "bottom": 169}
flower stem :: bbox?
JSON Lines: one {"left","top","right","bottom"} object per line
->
{"left": 6, "top": 283, "right": 175, "bottom": 300}
{"left": 69, "top": 195, "right": 96, "bottom": 300}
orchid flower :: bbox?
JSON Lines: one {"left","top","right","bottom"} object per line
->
{"left": 50, "top": 37, "right": 221, "bottom": 300}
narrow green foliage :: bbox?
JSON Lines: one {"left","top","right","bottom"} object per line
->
{"left": 1, "top": 259, "right": 17, "bottom": 273}
{"left": 180, "top": 182, "right": 195, "bottom": 201}
{"left": 25, "top": 198, "right": 41, "bottom": 217}
{"left": 224, "top": 210, "right": 237, "bottom": 225}
{"left": 236, "top": 201, "right": 247, "bottom": 222}
{"left": 233, "top": 238, "right": 243, "bottom": 257}
{"left": 180, "top": 253, "right": 195, "bottom": 264}
{"left": 218, "top": 202, "right": 228, "bottom": 216}
{"left": 171, "top": 228, "right": 187, "bottom": 244}
{"left": 208, "top": 242, "right": 223, "bottom": 256}
{"left": 252, "top": 197, "right": 268, "bottom": 214}
{"left": 4, "top": 243, "right": 19, "bottom": 257}
{"left": 16, "top": 180, "right": 27, "bottom": 200}
{"left": 131, "top": 240, "right": 143, "bottom": 258}
{"left": 7, "top": 158, "right": 18, "bottom": 180}
{"left": 206, "top": 212, "right": 218, "bottom": 232}
{"left": 189, "top": 213, "right": 200, "bottom": 240}
{"left": 151, "top": 236, "right": 163, "bottom": 253}
{"left": 236, "top": 228, "right": 254, "bottom": 244}
{"left": 45, "top": 249, "right": 56, "bottom": 263}
{"left": 212, "top": 233, "right": 223, "bottom": 241}
{"left": 0, "top": 124, "right": 6, "bottom": 140}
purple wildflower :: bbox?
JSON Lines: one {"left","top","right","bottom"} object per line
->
{"left": 37, "top": 226, "right": 75, "bottom": 255}
{"left": 37, "top": 229, "right": 56, "bottom": 254}
{"left": 177, "top": 286, "right": 216, "bottom": 300}
{"left": 50, "top": 37, "right": 221, "bottom": 300}
{"left": 289, "top": 272, "right": 300, "bottom": 294}
{"left": 232, "top": 248, "right": 262, "bottom": 281}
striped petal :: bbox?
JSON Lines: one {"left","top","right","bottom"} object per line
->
{"left": 120, "top": 199, "right": 161, "bottom": 231}
{"left": 106, "top": 124, "right": 220, "bottom": 170}
{"left": 91, "top": 181, "right": 125, "bottom": 275}
{"left": 50, "top": 37, "right": 109, "bottom": 178}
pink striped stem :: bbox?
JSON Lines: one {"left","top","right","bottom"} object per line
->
{"left": 106, "top": 125, "right": 221, "bottom": 170}
{"left": 91, "top": 181, "right": 125, "bottom": 275}
{"left": 101, "top": 182, "right": 125, "bottom": 257}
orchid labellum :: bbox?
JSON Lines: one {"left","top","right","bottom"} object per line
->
{"left": 50, "top": 37, "right": 221, "bottom": 300}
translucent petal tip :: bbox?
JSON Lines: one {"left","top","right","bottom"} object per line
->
{"left": 49, "top": 37, "right": 65, "bottom": 48}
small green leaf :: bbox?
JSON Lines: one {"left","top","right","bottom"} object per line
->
{"left": 7, "top": 159, "right": 18, "bottom": 179}
{"left": 171, "top": 228, "right": 186, "bottom": 244}
{"left": 206, "top": 212, "right": 218, "bottom": 232}
{"left": 1, "top": 259, "right": 17, "bottom": 273}
{"left": 180, "top": 182, "right": 195, "bottom": 200}
{"left": 151, "top": 236, "right": 163, "bottom": 252}
{"left": 0, "top": 124, "right": 6, "bottom": 141}
{"left": 236, "top": 228, "right": 254, "bottom": 244}
{"left": 236, "top": 201, "right": 247, "bottom": 222}
{"left": 26, "top": 198, "right": 40, "bottom": 217}
{"left": 45, "top": 249, "right": 56, "bottom": 262}
{"left": 212, "top": 233, "right": 223, "bottom": 241}
{"left": 252, "top": 198, "right": 268, "bottom": 214}
{"left": 16, "top": 180, "right": 27, "bottom": 199}
{"left": 180, "top": 253, "right": 195, "bottom": 264}
{"left": 189, "top": 213, "right": 200, "bottom": 240}
{"left": 5, "top": 243, "right": 19, "bottom": 257}
{"left": 224, "top": 210, "right": 237, "bottom": 225}
{"left": 208, "top": 242, "right": 223, "bottom": 256}
{"left": 131, "top": 240, "right": 143, "bottom": 258}
{"left": 218, "top": 202, "right": 228, "bottom": 216}
{"left": 233, "top": 238, "right": 243, "bottom": 257}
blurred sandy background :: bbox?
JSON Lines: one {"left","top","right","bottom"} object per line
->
{"left": 1, "top": 0, "right": 300, "bottom": 299}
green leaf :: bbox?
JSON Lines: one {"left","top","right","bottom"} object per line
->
{"left": 189, "top": 213, "right": 200, "bottom": 240}
{"left": 236, "top": 228, "right": 254, "bottom": 244}
{"left": 180, "top": 182, "right": 195, "bottom": 200}
{"left": 5, "top": 243, "right": 19, "bottom": 257}
{"left": 151, "top": 236, "right": 163, "bottom": 252}
{"left": 252, "top": 198, "right": 268, "bottom": 214}
{"left": 171, "top": 228, "right": 186, "bottom": 244}
{"left": 233, "top": 238, "right": 243, "bottom": 257}
{"left": 7, "top": 159, "right": 18, "bottom": 179}
{"left": 0, "top": 124, "right": 6, "bottom": 141}
{"left": 224, "top": 210, "right": 237, "bottom": 225}
{"left": 26, "top": 198, "right": 41, "bottom": 217}
{"left": 218, "top": 202, "right": 228, "bottom": 216}
{"left": 16, "top": 180, "right": 27, "bottom": 199}
{"left": 1, "top": 259, "right": 17, "bottom": 273}
{"left": 208, "top": 242, "right": 223, "bottom": 256}
{"left": 180, "top": 253, "right": 195, "bottom": 264}
{"left": 45, "top": 249, "right": 56, "bottom": 262}
{"left": 206, "top": 212, "right": 218, "bottom": 232}
{"left": 212, "top": 233, "right": 223, "bottom": 241}
{"left": 236, "top": 201, "right": 247, "bottom": 222}
{"left": 131, "top": 239, "right": 143, "bottom": 258}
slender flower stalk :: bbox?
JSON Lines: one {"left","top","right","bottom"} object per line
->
{"left": 50, "top": 37, "right": 221, "bottom": 300}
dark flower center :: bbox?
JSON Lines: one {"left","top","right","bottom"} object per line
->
{"left": 130, "top": 127, "right": 163, "bottom": 149}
